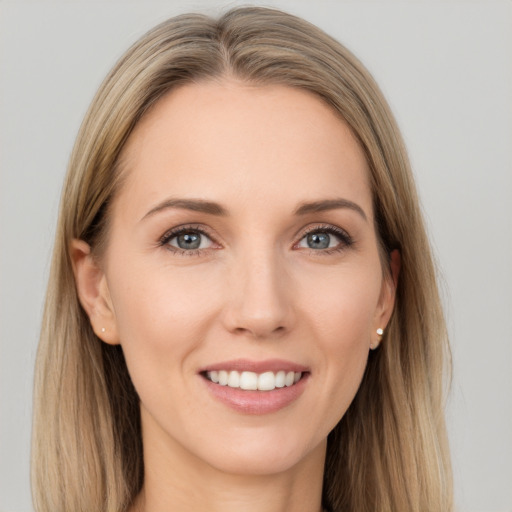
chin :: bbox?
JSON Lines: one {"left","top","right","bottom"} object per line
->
{"left": 217, "top": 453, "right": 299, "bottom": 476}
{"left": 198, "top": 431, "right": 327, "bottom": 477}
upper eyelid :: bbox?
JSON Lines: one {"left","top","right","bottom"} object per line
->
{"left": 300, "top": 224, "right": 345, "bottom": 234}
{"left": 295, "top": 223, "right": 351, "bottom": 240}
{"left": 158, "top": 222, "right": 352, "bottom": 248}
{"left": 160, "top": 223, "right": 216, "bottom": 240}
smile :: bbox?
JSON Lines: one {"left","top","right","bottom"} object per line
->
{"left": 205, "top": 370, "right": 302, "bottom": 391}
{"left": 200, "top": 359, "right": 309, "bottom": 414}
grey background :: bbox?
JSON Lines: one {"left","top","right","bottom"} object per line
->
{"left": 1, "top": 1, "right": 511, "bottom": 511}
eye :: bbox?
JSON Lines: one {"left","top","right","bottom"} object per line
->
{"left": 170, "top": 231, "right": 210, "bottom": 250}
{"left": 296, "top": 226, "right": 353, "bottom": 252}
{"left": 160, "top": 226, "right": 216, "bottom": 253}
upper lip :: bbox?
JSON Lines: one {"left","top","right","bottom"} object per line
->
{"left": 199, "top": 358, "right": 309, "bottom": 374}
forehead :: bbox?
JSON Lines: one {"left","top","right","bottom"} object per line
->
{"left": 115, "top": 80, "right": 372, "bottom": 219}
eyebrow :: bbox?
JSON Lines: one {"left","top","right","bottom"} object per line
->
{"left": 294, "top": 198, "right": 368, "bottom": 221}
{"left": 141, "top": 198, "right": 228, "bottom": 221}
{"left": 141, "top": 197, "right": 367, "bottom": 222}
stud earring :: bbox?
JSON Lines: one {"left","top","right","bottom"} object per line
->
{"left": 370, "top": 327, "right": 384, "bottom": 350}
{"left": 101, "top": 327, "right": 106, "bottom": 333}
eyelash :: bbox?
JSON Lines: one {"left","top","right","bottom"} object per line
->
{"left": 295, "top": 224, "right": 354, "bottom": 255}
{"left": 159, "top": 224, "right": 218, "bottom": 256}
{"left": 158, "top": 223, "right": 354, "bottom": 256}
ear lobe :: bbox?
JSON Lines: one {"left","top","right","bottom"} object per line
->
{"left": 375, "top": 249, "right": 401, "bottom": 330}
{"left": 70, "top": 239, "right": 120, "bottom": 345}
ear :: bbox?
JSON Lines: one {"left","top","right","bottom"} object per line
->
{"left": 70, "top": 239, "right": 120, "bottom": 345}
{"left": 372, "top": 249, "right": 401, "bottom": 346}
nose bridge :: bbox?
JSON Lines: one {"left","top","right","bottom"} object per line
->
{"left": 224, "top": 242, "right": 293, "bottom": 338}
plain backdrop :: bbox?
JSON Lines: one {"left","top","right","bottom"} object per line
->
{"left": 1, "top": 1, "right": 511, "bottom": 511}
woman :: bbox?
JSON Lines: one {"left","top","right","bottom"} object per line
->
{"left": 32, "top": 6, "right": 453, "bottom": 512}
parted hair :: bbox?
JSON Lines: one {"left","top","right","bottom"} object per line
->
{"left": 32, "top": 7, "right": 453, "bottom": 512}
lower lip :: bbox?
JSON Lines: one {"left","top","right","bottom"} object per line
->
{"left": 202, "top": 374, "right": 309, "bottom": 415}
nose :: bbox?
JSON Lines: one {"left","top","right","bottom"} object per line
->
{"left": 221, "top": 249, "right": 295, "bottom": 339}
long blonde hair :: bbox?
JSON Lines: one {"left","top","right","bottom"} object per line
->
{"left": 32, "top": 7, "right": 452, "bottom": 511}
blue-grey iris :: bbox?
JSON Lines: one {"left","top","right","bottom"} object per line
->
{"left": 177, "top": 232, "right": 201, "bottom": 250}
{"left": 307, "top": 232, "right": 330, "bottom": 249}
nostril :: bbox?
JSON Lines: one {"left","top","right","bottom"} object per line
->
{"left": 232, "top": 324, "right": 287, "bottom": 338}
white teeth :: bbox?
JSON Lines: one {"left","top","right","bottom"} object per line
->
{"left": 227, "top": 371, "right": 240, "bottom": 388}
{"left": 206, "top": 370, "right": 303, "bottom": 391}
{"left": 218, "top": 370, "right": 228, "bottom": 386}
{"left": 240, "top": 371, "right": 258, "bottom": 390}
{"left": 275, "top": 371, "right": 286, "bottom": 388}
{"left": 258, "top": 371, "right": 275, "bottom": 391}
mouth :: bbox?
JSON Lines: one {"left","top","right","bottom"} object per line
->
{"left": 203, "top": 369, "right": 304, "bottom": 391}
{"left": 199, "top": 359, "right": 309, "bottom": 414}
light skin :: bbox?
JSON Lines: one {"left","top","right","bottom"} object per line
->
{"left": 72, "top": 81, "right": 399, "bottom": 512}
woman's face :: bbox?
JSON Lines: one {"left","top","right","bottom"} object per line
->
{"left": 79, "top": 81, "right": 396, "bottom": 476}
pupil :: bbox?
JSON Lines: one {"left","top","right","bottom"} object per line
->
{"left": 307, "top": 232, "right": 330, "bottom": 249}
{"left": 178, "top": 232, "right": 201, "bottom": 250}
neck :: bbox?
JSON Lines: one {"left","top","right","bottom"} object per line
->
{"left": 132, "top": 468, "right": 325, "bottom": 512}
{"left": 130, "top": 410, "right": 326, "bottom": 512}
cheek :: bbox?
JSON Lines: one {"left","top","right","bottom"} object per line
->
{"left": 106, "top": 260, "right": 221, "bottom": 388}
{"left": 299, "top": 262, "right": 382, "bottom": 341}
{"left": 110, "top": 255, "right": 218, "bottom": 335}
{"left": 298, "top": 265, "right": 381, "bottom": 419}
{"left": 106, "top": 267, "right": 221, "bottom": 438}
